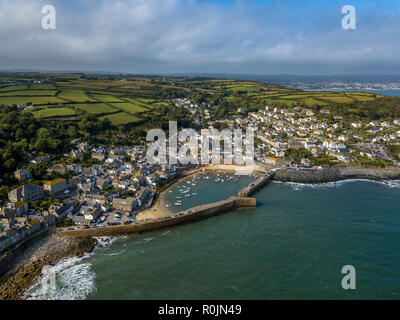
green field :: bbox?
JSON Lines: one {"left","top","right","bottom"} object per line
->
{"left": 0, "top": 85, "right": 29, "bottom": 92}
{"left": 72, "top": 103, "right": 118, "bottom": 115}
{"left": 58, "top": 89, "right": 94, "bottom": 102}
{"left": 0, "top": 90, "right": 57, "bottom": 96}
{"left": 99, "top": 112, "right": 140, "bottom": 124}
{"left": 110, "top": 102, "right": 148, "bottom": 114}
{"left": 29, "top": 84, "right": 57, "bottom": 90}
{"left": 0, "top": 96, "right": 64, "bottom": 105}
{"left": 29, "top": 107, "right": 76, "bottom": 119}
{"left": 90, "top": 93, "right": 124, "bottom": 103}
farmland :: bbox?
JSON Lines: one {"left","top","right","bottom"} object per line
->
{"left": 30, "top": 107, "right": 77, "bottom": 119}
{"left": 99, "top": 112, "right": 140, "bottom": 125}
{"left": 0, "top": 73, "right": 399, "bottom": 127}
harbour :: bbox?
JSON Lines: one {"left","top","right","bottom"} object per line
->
{"left": 26, "top": 178, "right": 400, "bottom": 300}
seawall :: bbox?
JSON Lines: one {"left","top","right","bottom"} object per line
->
{"left": 238, "top": 172, "right": 275, "bottom": 197}
{"left": 58, "top": 196, "right": 256, "bottom": 237}
{"left": 273, "top": 167, "right": 400, "bottom": 184}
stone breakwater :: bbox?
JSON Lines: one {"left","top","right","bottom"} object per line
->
{"left": 238, "top": 171, "right": 275, "bottom": 197}
{"left": 273, "top": 167, "right": 400, "bottom": 184}
{"left": 0, "top": 232, "right": 96, "bottom": 300}
{"left": 59, "top": 196, "right": 257, "bottom": 238}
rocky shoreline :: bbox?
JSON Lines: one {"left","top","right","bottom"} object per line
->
{"left": 0, "top": 232, "right": 96, "bottom": 300}
{"left": 273, "top": 167, "right": 400, "bottom": 184}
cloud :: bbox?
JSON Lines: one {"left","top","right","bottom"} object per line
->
{"left": 0, "top": 0, "right": 399, "bottom": 74}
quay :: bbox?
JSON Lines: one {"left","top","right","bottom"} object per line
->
{"left": 238, "top": 171, "right": 276, "bottom": 197}
{"left": 58, "top": 196, "right": 256, "bottom": 237}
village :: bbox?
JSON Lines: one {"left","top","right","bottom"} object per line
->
{"left": 0, "top": 143, "right": 182, "bottom": 252}
{"left": 2, "top": 99, "right": 400, "bottom": 252}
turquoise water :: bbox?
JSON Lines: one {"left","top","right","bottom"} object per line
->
{"left": 366, "top": 90, "right": 400, "bottom": 98}
{"left": 27, "top": 176, "right": 400, "bottom": 300}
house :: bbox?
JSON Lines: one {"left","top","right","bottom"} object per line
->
{"left": 70, "top": 149, "right": 85, "bottom": 159}
{"left": 367, "top": 121, "right": 379, "bottom": 127}
{"left": 84, "top": 206, "right": 102, "bottom": 222}
{"left": 113, "top": 198, "right": 136, "bottom": 212}
{"left": 68, "top": 176, "right": 82, "bottom": 188}
{"left": 48, "top": 203, "right": 74, "bottom": 220}
{"left": 14, "top": 169, "right": 32, "bottom": 181}
{"left": 264, "top": 157, "right": 283, "bottom": 165}
{"left": 4, "top": 201, "right": 29, "bottom": 217}
{"left": 136, "top": 188, "right": 151, "bottom": 208}
{"left": 95, "top": 177, "right": 111, "bottom": 190}
{"left": 47, "top": 163, "right": 82, "bottom": 175}
{"left": 320, "top": 109, "right": 330, "bottom": 115}
{"left": 82, "top": 193, "right": 107, "bottom": 204}
{"left": 8, "top": 184, "right": 44, "bottom": 203}
{"left": 44, "top": 178, "right": 68, "bottom": 196}
{"left": 91, "top": 152, "right": 105, "bottom": 161}
{"left": 109, "top": 148, "right": 127, "bottom": 156}
{"left": 30, "top": 155, "right": 51, "bottom": 164}
{"left": 351, "top": 122, "right": 362, "bottom": 129}
{"left": 323, "top": 140, "right": 347, "bottom": 151}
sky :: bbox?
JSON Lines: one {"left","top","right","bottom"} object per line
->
{"left": 0, "top": 0, "right": 400, "bottom": 75}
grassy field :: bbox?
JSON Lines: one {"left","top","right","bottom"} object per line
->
{"left": 58, "top": 89, "right": 95, "bottom": 102}
{"left": 72, "top": 103, "right": 118, "bottom": 115}
{"left": 29, "top": 107, "right": 77, "bottom": 119}
{"left": 110, "top": 102, "right": 148, "bottom": 114}
{"left": 29, "top": 84, "right": 57, "bottom": 90}
{"left": 99, "top": 112, "right": 140, "bottom": 124}
{"left": 90, "top": 93, "right": 124, "bottom": 103}
{"left": 0, "top": 90, "right": 58, "bottom": 96}
{"left": 0, "top": 85, "right": 30, "bottom": 92}
{"left": 0, "top": 96, "right": 64, "bottom": 105}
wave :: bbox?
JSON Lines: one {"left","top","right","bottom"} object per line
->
{"left": 94, "top": 236, "right": 120, "bottom": 249}
{"left": 102, "top": 249, "right": 126, "bottom": 257}
{"left": 133, "top": 237, "right": 154, "bottom": 245}
{"left": 273, "top": 179, "right": 400, "bottom": 191}
{"left": 23, "top": 254, "right": 96, "bottom": 300}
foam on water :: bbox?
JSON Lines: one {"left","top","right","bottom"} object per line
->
{"left": 24, "top": 254, "right": 96, "bottom": 300}
{"left": 23, "top": 236, "right": 125, "bottom": 300}
{"left": 94, "top": 236, "right": 120, "bottom": 249}
{"left": 273, "top": 178, "right": 400, "bottom": 191}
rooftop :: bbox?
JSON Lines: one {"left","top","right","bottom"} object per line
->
{"left": 44, "top": 178, "right": 66, "bottom": 186}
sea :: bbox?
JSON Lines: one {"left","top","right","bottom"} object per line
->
{"left": 24, "top": 173, "right": 400, "bottom": 300}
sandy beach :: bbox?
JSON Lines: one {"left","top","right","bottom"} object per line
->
{"left": 136, "top": 168, "right": 203, "bottom": 220}
{"left": 136, "top": 164, "right": 269, "bottom": 221}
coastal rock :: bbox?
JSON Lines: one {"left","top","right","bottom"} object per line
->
{"left": 274, "top": 168, "right": 341, "bottom": 184}
{"left": 273, "top": 167, "right": 400, "bottom": 184}
{"left": 0, "top": 233, "right": 97, "bottom": 300}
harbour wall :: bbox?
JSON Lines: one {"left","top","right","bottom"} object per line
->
{"left": 238, "top": 172, "right": 275, "bottom": 197}
{"left": 273, "top": 167, "right": 400, "bottom": 184}
{"left": 58, "top": 196, "right": 256, "bottom": 237}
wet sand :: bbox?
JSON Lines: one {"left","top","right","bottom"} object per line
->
{"left": 136, "top": 168, "right": 203, "bottom": 220}
{"left": 136, "top": 165, "right": 266, "bottom": 221}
